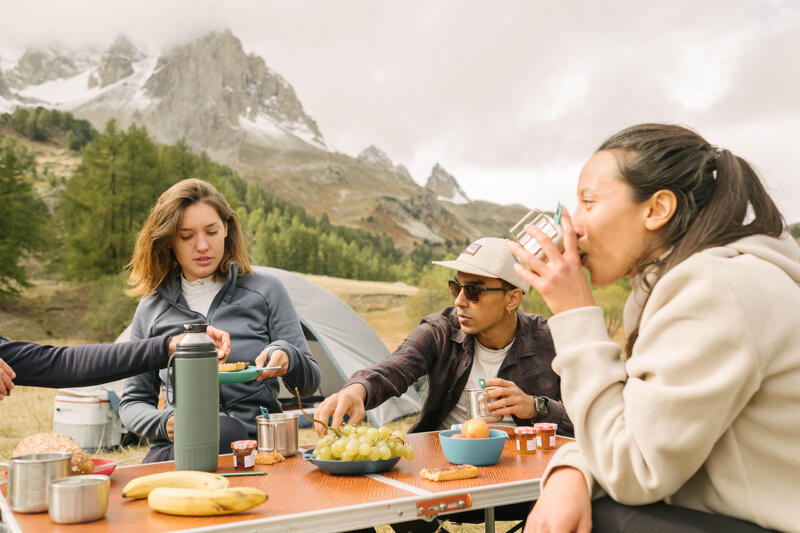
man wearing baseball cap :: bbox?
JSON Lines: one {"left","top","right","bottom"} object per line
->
{"left": 317, "top": 237, "right": 571, "bottom": 532}
{"left": 316, "top": 236, "right": 572, "bottom": 436}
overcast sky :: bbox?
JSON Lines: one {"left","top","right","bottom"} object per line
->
{"left": 2, "top": 0, "right": 799, "bottom": 221}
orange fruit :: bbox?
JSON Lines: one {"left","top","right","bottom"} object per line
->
{"left": 461, "top": 418, "right": 490, "bottom": 439}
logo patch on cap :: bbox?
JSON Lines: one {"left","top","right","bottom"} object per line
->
{"left": 463, "top": 242, "right": 481, "bottom": 256}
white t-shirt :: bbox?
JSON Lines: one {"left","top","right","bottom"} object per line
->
{"left": 440, "top": 339, "right": 515, "bottom": 430}
{"left": 181, "top": 274, "right": 225, "bottom": 317}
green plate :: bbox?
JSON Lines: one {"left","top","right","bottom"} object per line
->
{"left": 218, "top": 365, "right": 262, "bottom": 384}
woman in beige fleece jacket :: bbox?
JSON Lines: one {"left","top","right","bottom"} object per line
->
{"left": 510, "top": 124, "right": 799, "bottom": 533}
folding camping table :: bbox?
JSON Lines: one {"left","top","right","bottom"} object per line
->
{"left": 1, "top": 432, "right": 571, "bottom": 533}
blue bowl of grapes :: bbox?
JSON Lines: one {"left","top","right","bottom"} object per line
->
{"left": 304, "top": 425, "right": 413, "bottom": 475}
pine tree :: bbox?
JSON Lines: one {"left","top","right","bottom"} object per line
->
{"left": 58, "top": 120, "right": 166, "bottom": 280}
{"left": 0, "top": 136, "right": 50, "bottom": 295}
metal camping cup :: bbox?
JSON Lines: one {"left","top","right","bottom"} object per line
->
{"left": 167, "top": 323, "right": 220, "bottom": 472}
{"left": 7, "top": 452, "right": 72, "bottom": 513}
{"left": 509, "top": 208, "right": 564, "bottom": 261}
{"left": 256, "top": 413, "right": 299, "bottom": 457}
{"left": 48, "top": 474, "right": 110, "bottom": 524}
{"left": 465, "top": 387, "right": 502, "bottom": 423}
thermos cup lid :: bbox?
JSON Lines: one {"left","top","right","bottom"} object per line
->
{"left": 174, "top": 323, "right": 217, "bottom": 357}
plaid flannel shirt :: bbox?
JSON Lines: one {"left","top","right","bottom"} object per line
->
{"left": 347, "top": 306, "right": 573, "bottom": 436}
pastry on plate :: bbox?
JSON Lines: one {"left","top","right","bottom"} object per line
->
{"left": 218, "top": 362, "right": 248, "bottom": 372}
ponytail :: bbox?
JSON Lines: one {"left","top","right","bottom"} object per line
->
{"left": 597, "top": 124, "right": 785, "bottom": 357}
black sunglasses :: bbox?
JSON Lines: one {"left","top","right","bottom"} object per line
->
{"left": 448, "top": 279, "right": 508, "bottom": 303}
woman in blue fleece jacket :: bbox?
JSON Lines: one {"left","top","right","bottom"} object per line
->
{"left": 119, "top": 178, "right": 320, "bottom": 463}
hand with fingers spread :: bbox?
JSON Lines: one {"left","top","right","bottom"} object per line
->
{"left": 509, "top": 209, "right": 595, "bottom": 315}
{"left": 524, "top": 467, "right": 592, "bottom": 533}
{"left": 483, "top": 377, "right": 536, "bottom": 419}
{"left": 313, "top": 383, "right": 367, "bottom": 435}
{"left": 255, "top": 348, "right": 289, "bottom": 381}
{"left": 0, "top": 357, "right": 15, "bottom": 400}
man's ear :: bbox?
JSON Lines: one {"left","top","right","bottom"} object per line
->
{"left": 506, "top": 288, "right": 523, "bottom": 312}
{"left": 644, "top": 189, "right": 677, "bottom": 231}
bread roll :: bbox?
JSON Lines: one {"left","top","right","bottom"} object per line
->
{"left": 12, "top": 432, "right": 94, "bottom": 475}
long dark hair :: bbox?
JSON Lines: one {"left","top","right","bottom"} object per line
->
{"left": 598, "top": 124, "right": 785, "bottom": 357}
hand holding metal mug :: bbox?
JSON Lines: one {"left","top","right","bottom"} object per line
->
{"left": 482, "top": 378, "right": 537, "bottom": 419}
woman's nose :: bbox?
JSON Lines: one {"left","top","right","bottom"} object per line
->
{"left": 571, "top": 206, "right": 586, "bottom": 238}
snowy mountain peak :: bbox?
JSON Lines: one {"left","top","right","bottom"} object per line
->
{"left": 0, "top": 29, "right": 325, "bottom": 154}
{"left": 89, "top": 34, "right": 145, "bottom": 89}
{"left": 425, "top": 163, "right": 470, "bottom": 204}
{"left": 140, "top": 29, "right": 324, "bottom": 152}
{"left": 357, "top": 145, "right": 394, "bottom": 169}
{"left": 357, "top": 145, "right": 416, "bottom": 185}
{"left": 4, "top": 44, "right": 101, "bottom": 90}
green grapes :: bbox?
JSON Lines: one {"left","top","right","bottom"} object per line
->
{"left": 311, "top": 424, "right": 414, "bottom": 462}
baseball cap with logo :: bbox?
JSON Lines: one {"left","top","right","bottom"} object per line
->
{"left": 432, "top": 237, "right": 530, "bottom": 293}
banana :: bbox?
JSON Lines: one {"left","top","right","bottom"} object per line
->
{"left": 121, "top": 470, "right": 230, "bottom": 499}
{"left": 147, "top": 486, "right": 268, "bottom": 516}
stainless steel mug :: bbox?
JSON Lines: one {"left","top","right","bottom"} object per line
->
{"left": 256, "top": 413, "right": 299, "bottom": 457}
{"left": 48, "top": 474, "right": 110, "bottom": 524}
{"left": 465, "top": 387, "right": 502, "bottom": 423}
{"left": 7, "top": 452, "right": 72, "bottom": 513}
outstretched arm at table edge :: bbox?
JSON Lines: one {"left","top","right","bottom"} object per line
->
{"left": 0, "top": 334, "right": 171, "bottom": 388}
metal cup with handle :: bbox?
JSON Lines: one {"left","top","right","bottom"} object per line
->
{"left": 256, "top": 413, "right": 299, "bottom": 457}
{"left": 465, "top": 386, "right": 503, "bottom": 423}
{"left": 6, "top": 452, "right": 72, "bottom": 513}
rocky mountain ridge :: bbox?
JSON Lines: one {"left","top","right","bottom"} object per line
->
{"left": 1, "top": 30, "right": 529, "bottom": 249}
{"left": 425, "top": 163, "right": 470, "bottom": 204}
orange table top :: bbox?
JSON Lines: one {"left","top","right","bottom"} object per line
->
{"left": 1, "top": 432, "right": 570, "bottom": 533}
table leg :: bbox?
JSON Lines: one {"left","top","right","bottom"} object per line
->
{"left": 484, "top": 506, "right": 496, "bottom": 533}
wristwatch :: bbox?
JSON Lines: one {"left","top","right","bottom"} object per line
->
{"left": 534, "top": 396, "right": 549, "bottom": 417}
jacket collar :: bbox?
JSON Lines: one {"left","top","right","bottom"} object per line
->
{"left": 448, "top": 308, "right": 534, "bottom": 362}
{"left": 157, "top": 262, "right": 239, "bottom": 306}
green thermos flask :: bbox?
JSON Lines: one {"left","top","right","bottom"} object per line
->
{"left": 167, "top": 323, "right": 219, "bottom": 471}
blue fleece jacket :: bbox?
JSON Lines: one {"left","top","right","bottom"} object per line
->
{"left": 119, "top": 262, "right": 320, "bottom": 444}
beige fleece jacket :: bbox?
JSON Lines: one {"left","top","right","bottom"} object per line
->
{"left": 543, "top": 233, "right": 800, "bottom": 532}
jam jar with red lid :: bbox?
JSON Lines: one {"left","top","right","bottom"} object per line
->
{"left": 231, "top": 440, "right": 258, "bottom": 470}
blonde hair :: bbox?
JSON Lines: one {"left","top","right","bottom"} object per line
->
{"left": 126, "top": 178, "right": 251, "bottom": 297}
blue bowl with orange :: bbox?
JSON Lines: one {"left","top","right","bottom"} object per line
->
{"left": 438, "top": 429, "right": 507, "bottom": 466}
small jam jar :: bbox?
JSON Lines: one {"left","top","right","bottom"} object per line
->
{"left": 533, "top": 423, "right": 558, "bottom": 450}
{"left": 514, "top": 426, "right": 538, "bottom": 454}
{"left": 231, "top": 439, "right": 258, "bottom": 470}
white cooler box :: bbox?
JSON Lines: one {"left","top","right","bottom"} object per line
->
{"left": 52, "top": 387, "right": 123, "bottom": 451}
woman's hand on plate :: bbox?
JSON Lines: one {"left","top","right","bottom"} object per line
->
{"left": 255, "top": 348, "right": 289, "bottom": 380}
